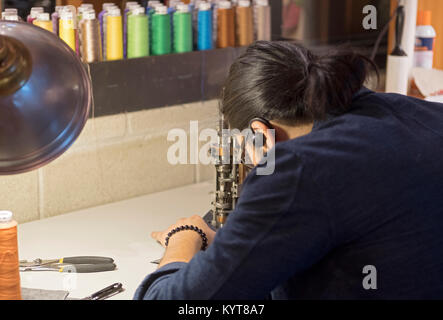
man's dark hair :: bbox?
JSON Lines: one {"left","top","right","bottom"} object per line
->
{"left": 221, "top": 41, "right": 377, "bottom": 130}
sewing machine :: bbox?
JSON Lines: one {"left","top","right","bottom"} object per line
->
{"left": 204, "top": 115, "right": 249, "bottom": 230}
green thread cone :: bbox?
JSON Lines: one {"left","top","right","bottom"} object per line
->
{"left": 152, "top": 13, "right": 171, "bottom": 56}
{"left": 127, "top": 13, "right": 149, "bottom": 59}
{"left": 173, "top": 11, "right": 193, "bottom": 53}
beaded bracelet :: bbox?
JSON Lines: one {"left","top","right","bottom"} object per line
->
{"left": 164, "top": 225, "right": 208, "bottom": 251}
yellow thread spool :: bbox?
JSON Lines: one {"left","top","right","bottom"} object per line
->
{"left": 59, "top": 11, "right": 76, "bottom": 51}
{"left": 106, "top": 8, "right": 123, "bottom": 61}
{"left": 33, "top": 12, "right": 53, "bottom": 33}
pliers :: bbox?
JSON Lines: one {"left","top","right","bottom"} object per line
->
{"left": 19, "top": 256, "right": 116, "bottom": 273}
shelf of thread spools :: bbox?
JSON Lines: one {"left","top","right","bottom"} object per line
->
{"left": 1, "top": 0, "right": 272, "bottom": 64}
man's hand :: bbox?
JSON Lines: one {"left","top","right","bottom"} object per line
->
{"left": 151, "top": 215, "right": 216, "bottom": 268}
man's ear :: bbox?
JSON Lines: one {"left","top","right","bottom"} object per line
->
{"left": 250, "top": 120, "right": 275, "bottom": 151}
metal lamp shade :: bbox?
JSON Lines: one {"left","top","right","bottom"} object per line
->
{"left": 0, "top": 20, "right": 91, "bottom": 175}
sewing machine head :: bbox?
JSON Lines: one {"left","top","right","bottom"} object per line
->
{"left": 206, "top": 114, "right": 251, "bottom": 229}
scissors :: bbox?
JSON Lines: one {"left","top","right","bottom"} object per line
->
{"left": 20, "top": 256, "right": 116, "bottom": 273}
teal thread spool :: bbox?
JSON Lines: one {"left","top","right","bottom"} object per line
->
{"left": 151, "top": 5, "right": 171, "bottom": 55}
{"left": 127, "top": 7, "right": 150, "bottom": 58}
{"left": 173, "top": 4, "right": 193, "bottom": 53}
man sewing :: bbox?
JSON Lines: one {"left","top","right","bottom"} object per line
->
{"left": 134, "top": 41, "right": 443, "bottom": 299}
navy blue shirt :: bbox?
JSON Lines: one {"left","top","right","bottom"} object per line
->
{"left": 134, "top": 88, "right": 443, "bottom": 299}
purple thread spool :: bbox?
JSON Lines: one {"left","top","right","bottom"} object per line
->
{"left": 51, "top": 7, "right": 61, "bottom": 35}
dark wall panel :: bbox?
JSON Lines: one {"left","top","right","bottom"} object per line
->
{"left": 89, "top": 47, "right": 246, "bottom": 117}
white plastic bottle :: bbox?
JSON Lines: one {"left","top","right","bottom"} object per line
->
{"left": 414, "top": 10, "right": 436, "bottom": 69}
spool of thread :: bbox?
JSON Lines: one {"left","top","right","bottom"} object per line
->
{"left": 2, "top": 12, "right": 19, "bottom": 21}
{"left": 191, "top": 2, "right": 199, "bottom": 45}
{"left": 79, "top": 3, "right": 94, "bottom": 12}
{"left": 33, "top": 12, "right": 53, "bottom": 33}
{"left": 147, "top": 0, "right": 161, "bottom": 14}
{"left": 255, "top": 0, "right": 271, "bottom": 41}
{"left": 147, "top": 2, "right": 162, "bottom": 52}
{"left": 211, "top": 1, "right": 218, "bottom": 45}
{"left": 148, "top": 1, "right": 161, "bottom": 7}
{"left": 0, "top": 211, "right": 21, "bottom": 300}
{"left": 106, "top": 7, "right": 124, "bottom": 61}
{"left": 197, "top": 2, "right": 213, "bottom": 50}
{"left": 78, "top": 6, "right": 88, "bottom": 21}
{"left": 104, "top": 5, "right": 118, "bottom": 60}
{"left": 126, "top": 2, "right": 140, "bottom": 8}
{"left": 99, "top": 3, "right": 117, "bottom": 60}
{"left": 168, "top": 0, "right": 181, "bottom": 10}
{"left": 59, "top": 10, "right": 76, "bottom": 52}
{"left": 78, "top": 5, "right": 94, "bottom": 35}
{"left": 216, "top": 1, "right": 235, "bottom": 48}
{"left": 127, "top": 7, "right": 150, "bottom": 58}
{"left": 4, "top": 8, "right": 18, "bottom": 14}
{"left": 188, "top": 1, "right": 197, "bottom": 49}
{"left": 27, "top": 7, "right": 44, "bottom": 24}
{"left": 62, "top": 5, "right": 80, "bottom": 55}
{"left": 124, "top": 2, "right": 141, "bottom": 59}
{"left": 167, "top": 1, "right": 177, "bottom": 53}
{"left": 235, "top": 0, "right": 254, "bottom": 47}
{"left": 68, "top": 6, "right": 81, "bottom": 56}
{"left": 2, "top": 8, "right": 18, "bottom": 20}
{"left": 51, "top": 6, "right": 62, "bottom": 35}
{"left": 173, "top": 4, "right": 193, "bottom": 53}
{"left": 80, "top": 11, "right": 103, "bottom": 63}
{"left": 151, "top": 5, "right": 172, "bottom": 55}
{"left": 77, "top": 7, "right": 89, "bottom": 55}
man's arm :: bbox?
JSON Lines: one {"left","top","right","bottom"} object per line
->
{"left": 151, "top": 215, "right": 216, "bottom": 268}
{"left": 134, "top": 147, "right": 333, "bottom": 300}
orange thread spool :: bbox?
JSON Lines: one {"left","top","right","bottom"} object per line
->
{"left": 0, "top": 211, "right": 21, "bottom": 300}
{"left": 236, "top": 0, "right": 254, "bottom": 47}
{"left": 217, "top": 1, "right": 236, "bottom": 48}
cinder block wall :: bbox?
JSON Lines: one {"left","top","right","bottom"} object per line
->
{"left": 1, "top": 100, "right": 219, "bottom": 223}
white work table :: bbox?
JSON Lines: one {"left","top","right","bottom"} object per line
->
{"left": 18, "top": 182, "right": 213, "bottom": 300}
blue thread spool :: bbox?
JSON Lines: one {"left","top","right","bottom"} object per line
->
{"left": 197, "top": 2, "right": 213, "bottom": 50}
